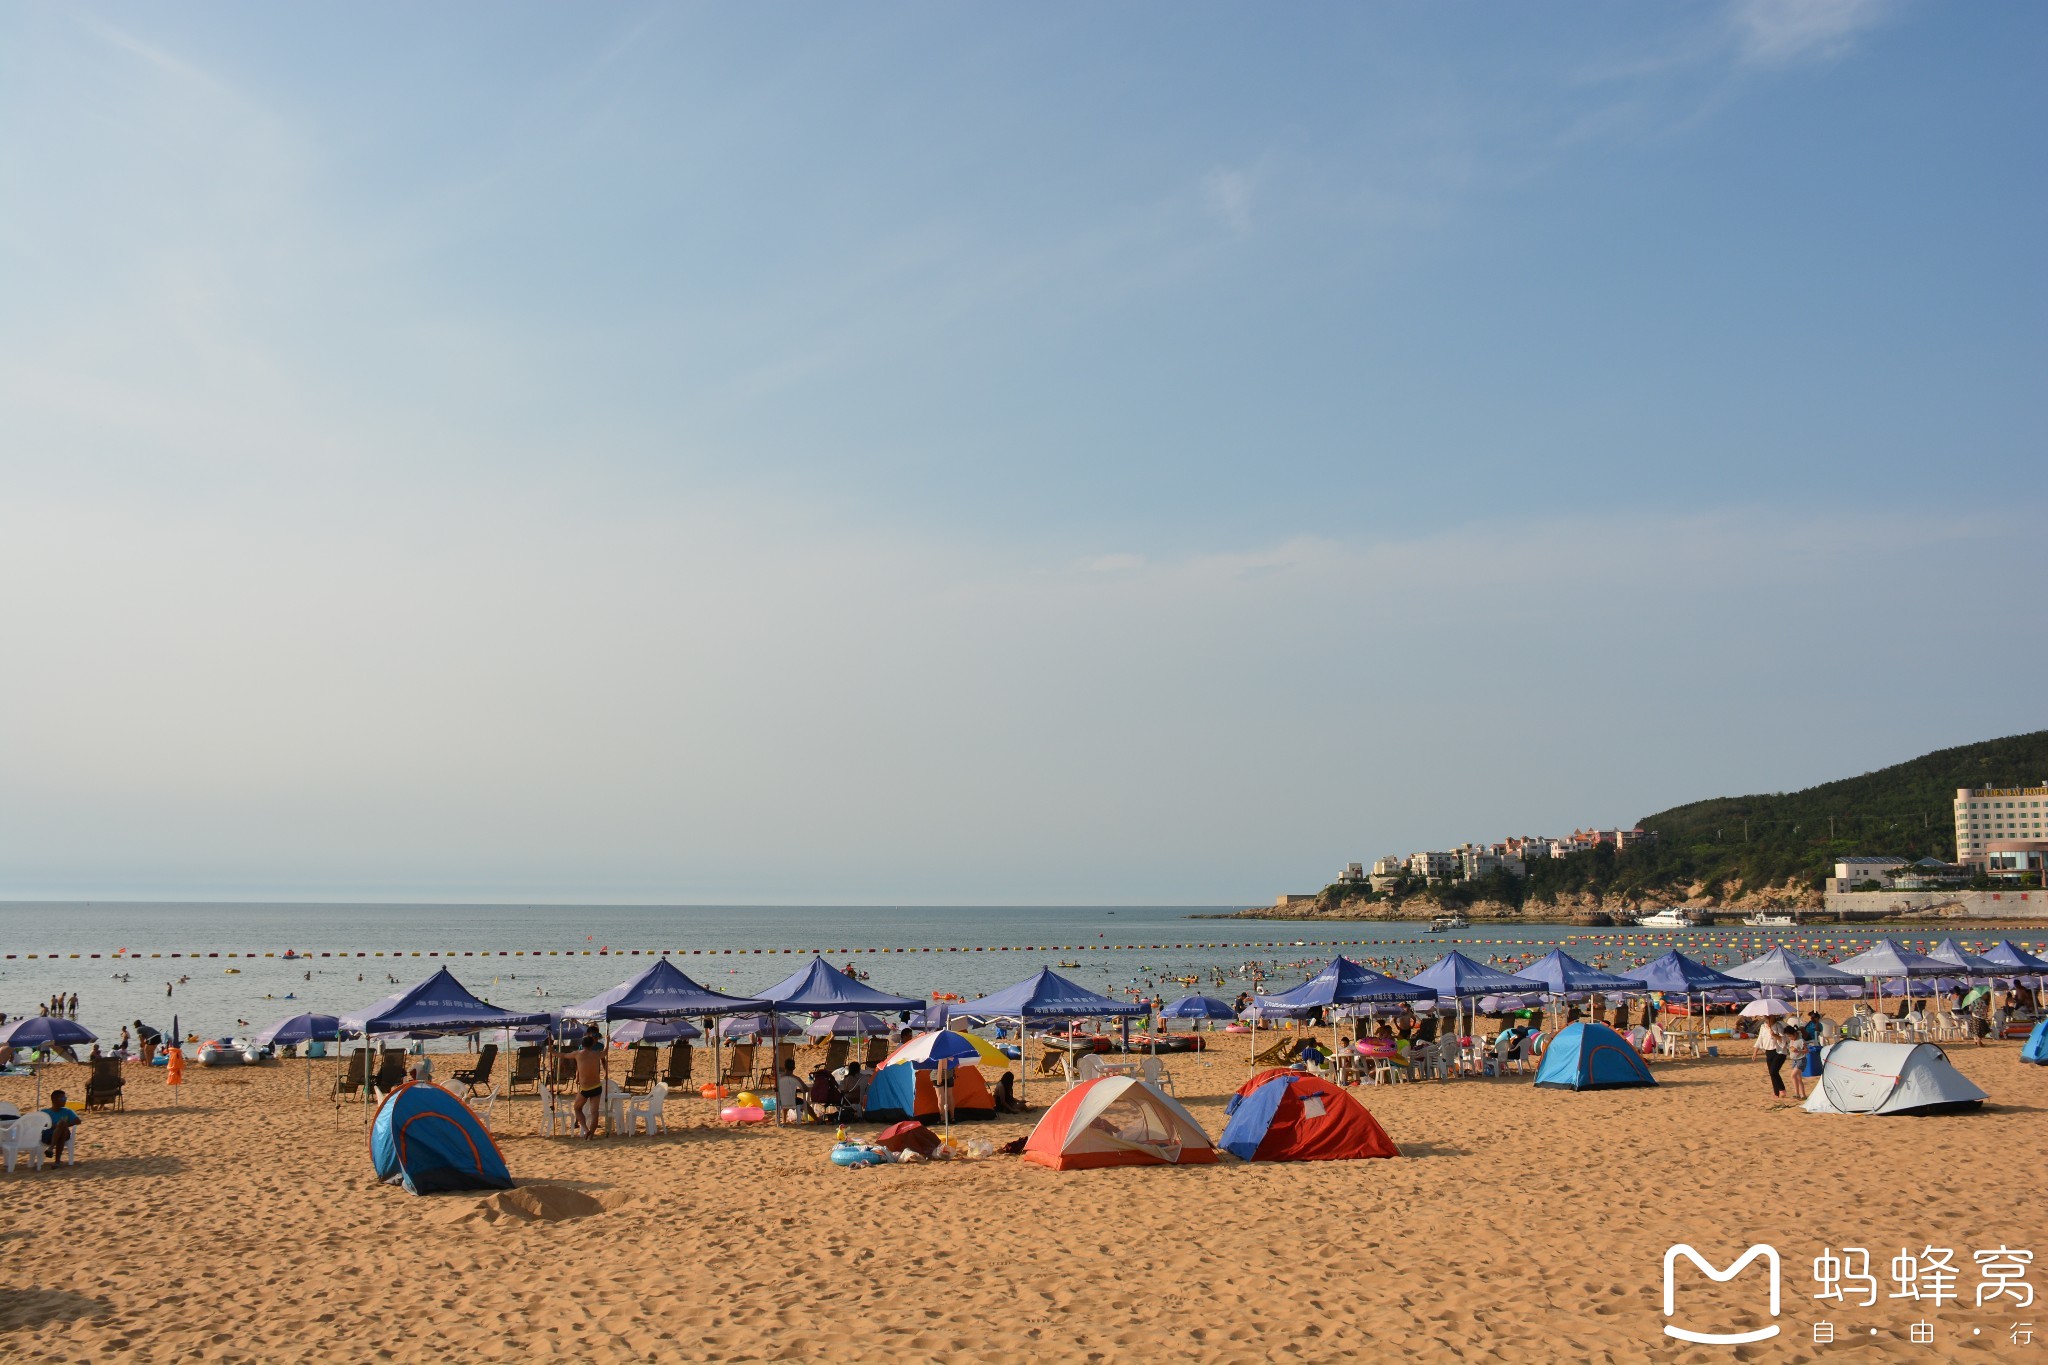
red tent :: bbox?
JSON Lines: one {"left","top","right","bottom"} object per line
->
{"left": 1218, "top": 1068, "right": 1397, "bottom": 1162}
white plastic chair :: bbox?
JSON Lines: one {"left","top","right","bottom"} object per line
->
{"left": 1139, "top": 1056, "right": 1175, "bottom": 1096}
{"left": 465, "top": 1086, "right": 497, "bottom": 1132}
{"left": 536, "top": 1082, "right": 563, "bottom": 1137}
{"left": 623, "top": 1081, "right": 669, "bottom": 1135}
{"left": 1076, "top": 1052, "right": 1104, "bottom": 1082}
{"left": 1518, "top": 1031, "right": 1542, "bottom": 1072}
{"left": 2, "top": 1113, "right": 50, "bottom": 1173}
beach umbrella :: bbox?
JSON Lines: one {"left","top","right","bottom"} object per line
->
{"left": 1158, "top": 995, "right": 1238, "bottom": 1024}
{"left": 805, "top": 1013, "right": 888, "bottom": 1038}
{"left": 0, "top": 1016, "right": 97, "bottom": 1106}
{"left": 1739, "top": 998, "right": 1794, "bottom": 1018}
{"left": 719, "top": 1014, "right": 804, "bottom": 1040}
{"left": 878, "top": 1029, "right": 1005, "bottom": 1143}
{"left": 254, "top": 1012, "right": 344, "bottom": 1099}
{"left": 610, "top": 1018, "right": 701, "bottom": 1045}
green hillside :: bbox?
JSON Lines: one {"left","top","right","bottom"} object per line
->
{"left": 1526, "top": 729, "right": 2048, "bottom": 901}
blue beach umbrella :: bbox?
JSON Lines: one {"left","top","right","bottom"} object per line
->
{"left": 0, "top": 1016, "right": 97, "bottom": 1106}
{"left": 253, "top": 1013, "right": 342, "bottom": 1048}
{"left": 1158, "top": 995, "right": 1239, "bottom": 1023}
{"left": 804, "top": 1012, "right": 888, "bottom": 1038}
{"left": 610, "top": 1018, "right": 702, "bottom": 1045}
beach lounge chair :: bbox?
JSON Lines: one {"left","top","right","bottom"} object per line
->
{"left": 86, "top": 1056, "right": 125, "bottom": 1112}
{"left": 506, "top": 1046, "right": 541, "bottom": 1097}
{"left": 622, "top": 1046, "right": 659, "bottom": 1094}
{"left": 1, "top": 1112, "right": 49, "bottom": 1173}
{"left": 1035, "top": 1044, "right": 1065, "bottom": 1076}
{"left": 370, "top": 1051, "right": 409, "bottom": 1098}
{"left": 332, "top": 1049, "right": 370, "bottom": 1105}
{"left": 822, "top": 1039, "right": 850, "bottom": 1073}
{"left": 719, "top": 1043, "right": 756, "bottom": 1090}
{"left": 862, "top": 1037, "right": 890, "bottom": 1068}
{"left": 623, "top": 1081, "right": 670, "bottom": 1136}
{"left": 1251, "top": 1035, "right": 1295, "bottom": 1067}
{"left": 662, "top": 1043, "right": 693, "bottom": 1087}
{"left": 451, "top": 1044, "right": 498, "bottom": 1099}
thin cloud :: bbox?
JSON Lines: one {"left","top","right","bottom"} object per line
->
{"left": 1730, "top": 0, "right": 1901, "bottom": 66}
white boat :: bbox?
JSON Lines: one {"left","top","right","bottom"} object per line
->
{"left": 1634, "top": 908, "right": 1697, "bottom": 929}
{"left": 1742, "top": 911, "right": 1795, "bottom": 927}
{"left": 1425, "top": 914, "right": 1471, "bottom": 933}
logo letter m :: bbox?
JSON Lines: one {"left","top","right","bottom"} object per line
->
{"left": 1663, "top": 1243, "right": 1782, "bottom": 1345}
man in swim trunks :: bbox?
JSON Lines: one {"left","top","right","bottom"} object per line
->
{"left": 572, "top": 1037, "right": 605, "bottom": 1138}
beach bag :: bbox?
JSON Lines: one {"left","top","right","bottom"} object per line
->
{"left": 875, "top": 1121, "right": 940, "bottom": 1157}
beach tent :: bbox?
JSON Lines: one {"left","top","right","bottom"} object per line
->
{"left": 1405, "top": 951, "right": 1548, "bottom": 1043}
{"left": 863, "top": 1062, "right": 995, "bottom": 1124}
{"left": 2021, "top": 1021, "right": 2048, "bottom": 1066}
{"left": 1621, "top": 950, "right": 1750, "bottom": 996}
{"left": 1725, "top": 947, "right": 1862, "bottom": 992}
{"left": 1829, "top": 939, "right": 1953, "bottom": 980}
{"left": 1516, "top": 949, "right": 1644, "bottom": 998}
{"left": 564, "top": 959, "right": 765, "bottom": 1021}
{"left": 1983, "top": 940, "right": 2048, "bottom": 980}
{"left": 370, "top": 1082, "right": 513, "bottom": 1195}
{"left": 1021, "top": 1076, "right": 1216, "bottom": 1171}
{"left": 1928, "top": 939, "right": 2004, "bottom": 975}
{"left": 958, "top": 969, "right": 1148, "bottom": 1104}
{"left": 1803, "top": 1042, "right": 1987, "bottom": 1115}
{"left": 1218, "top": 1068, "right": 1396, "bottom": 1162}
{"left": 755, "top": 956, "right": 920, "bottom": 1012}
{"left": 339, "top": 968, "right": 550, "bottom": 1119}
{"left": 1252, "top": 955, "right": 1435, "bottom": 1071}
{"left": 1532, "top": 1022, "right": 1656, "bottom": 1091}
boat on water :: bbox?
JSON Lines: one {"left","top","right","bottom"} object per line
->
{"left": 1425, "top": 915, "right": 1471, "bottom": 933}
{"left": 1742, "top": 911, "right": 1796, "bottom": 927}
{"left": 1634, "top": 908, "right": 1698, "bottom": 929}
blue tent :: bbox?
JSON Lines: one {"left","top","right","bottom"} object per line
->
{"left": 1255, "top": 955, "right": 1436, "bottom": 1014}
{"left": 958, "top": 968, "right": 1148, "bottom": 1018}
{"left": 1724, "top": 947, "right": 1862, "bottom": 990}
{"left": 370, "top": 1082, "right": 512, "bottom": 1195}
{"left": 1928, "top": 939, "right": 2004, "bottom": 975}
{"left": 564, "top": 958, "right": 764, "bottom": 1021}
{"left": 1517, "top": 949, "right": 1644, "bottom": 996}
{"left": 1621, "top": 950, "right": 1750, "bottom": 995}
{"left": 1405, "top": 951, "right": 1546, "bottom": 998}
{"left": 1984, "top": 940, "right": 2048, "bottom": 975}
{"left": 1533, "top": 1022, "right": 1656, "bottom": 1091}
{"left": 2021, "top": 1020, "right": 2048, "bottom": 1065}
{"left": 1830, "top": 939, "right": 1953, "bottom": 981}
{"left": 340, "top": 967, "right": 550, "bottom": 1037}
{"left": 755, "top": 956, "right": 920, "bottom": 1012}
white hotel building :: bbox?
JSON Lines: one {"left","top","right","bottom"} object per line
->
{"left": 1955, "top": 785, "right": 2048, "bottom": 878}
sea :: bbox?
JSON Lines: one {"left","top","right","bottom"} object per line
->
{"left": 0, "top": 902, "right": 2027, "bottom": 1050}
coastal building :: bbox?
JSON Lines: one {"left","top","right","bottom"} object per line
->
{"left": 1407, "top": 850, "right": 1460, "bottom": 880}
{"left": 1892, "top": 858, "right": 1969, "bottom": 890}
{"left": 1370, "top": 857, "right": 1404, "bottom": 877}
{"left": 1955, "top": 785, "right": 2048, "bottom": 868}
{"left": 1831, "top": 856, "right": 1908, "bottom": 893}
{"left": 1337, "top": 862, "right": 1366, "bottom": 884}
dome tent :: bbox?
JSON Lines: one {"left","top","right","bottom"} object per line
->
{"left": 2020, "top": 1020, "right": 2048, "bottom": 1066}
{"left": 1533, "top": 1022, "right": 1657, "bottom": 1091}
{"left": 1219, "top": 1068, "right": 1397, "bottom": 1162}
{"left": 1022, "top": 1076, "right": 1216, "bottom": 1171}
{"left": 1803, "top": 1042, "right": 1987, "bottom": 1116}
{"left": 370, "top": 1082, "right": 512, "bottom": 1195}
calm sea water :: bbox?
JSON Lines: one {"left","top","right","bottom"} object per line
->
{"left": 0, "top": 901, "right": 2026, "bottom": 1049}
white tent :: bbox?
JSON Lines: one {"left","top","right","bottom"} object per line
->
{"left": 1020, "top": 1076, "right": 1218, "bottom": 1170}
{"left": 1803, "top": 1041, "right": 1987, "bottom": 1115}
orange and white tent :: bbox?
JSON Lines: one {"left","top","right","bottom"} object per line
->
{"left": 1021, "top": 1076, "right": 1217, "bottom": 1171}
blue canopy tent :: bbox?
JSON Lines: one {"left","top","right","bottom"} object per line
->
{"left": 754, "top": 956, "right": 920, "bottom": 1080}
{"left": 1253, "top": 955, "right": 1436, "bottom": 1076}
{"left": 564, "top": 959, "right": 764, "bottom": 1105}
{"left": 1928, "top": 939, "right": 2004, "bottom": 976}
{"left": 1532, "top": 1022, "right": 1656, "bottom": 1091}
{"left": 1516, "top": 949, "right": 1645, "bottom": 999}
{"left": 1405, "top": 951, "right": 1549, "bottom": 1049}
{"left": 1984, "top": 940, "right": 2048, "bottom": 977}
{"left": 339, "top": 968, "right": 550, "bottom": 1120}
{"left": 1621, "top": 950, "right": 1750, "bottom": 1040}
{"left": 958, "top": 968, "right": 1147, "bottom": 1104}
{"left": 1830, "top": 939, "right": 1956, "bottom": 1030}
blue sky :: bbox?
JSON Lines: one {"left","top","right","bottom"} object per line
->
{"left": 1, "top": 2, "right": 2042, "bottom": 902}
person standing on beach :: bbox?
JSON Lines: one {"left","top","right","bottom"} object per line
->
{"left": 571, "top": 1037, "right": 604, "bottom": 1138}
{"left": 1756, "top": 1018, "right": 1787, "bottom": 1099}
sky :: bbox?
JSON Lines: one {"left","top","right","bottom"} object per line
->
{"left": 1, "top": 1, "right": 2042, "bottom": 904}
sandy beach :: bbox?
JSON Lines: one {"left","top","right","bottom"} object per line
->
{"left": 2, "top": 1029, "right": 2042, "bottom": 1364}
